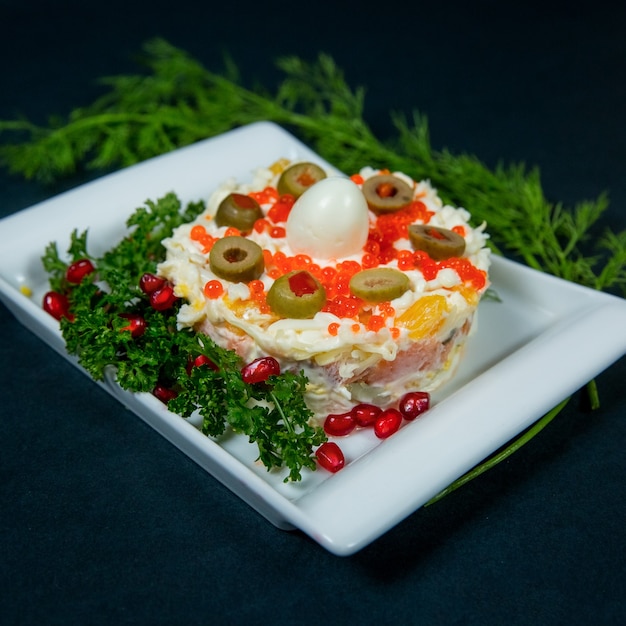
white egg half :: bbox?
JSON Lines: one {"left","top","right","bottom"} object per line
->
{"left": 286, "top": 177, "right": 369, "bottom": 260}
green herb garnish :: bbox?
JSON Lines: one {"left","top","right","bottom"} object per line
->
{"left": 44, "top": 193, "right": 325, "bottom": 482}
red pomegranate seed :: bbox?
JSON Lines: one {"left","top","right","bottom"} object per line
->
{"left": 42, "top": 291, "right": 74, "bottom": 321}
{"left": 398, "top": 391, "right": 430, "bottom": 421}
{"left": 152, "top": 384, "right": 178, "bottom": 404}
{"left": 139, "top": 272, "right": 166, "bottom": 294}
{"left": 118, "top": 313, "right": 146, "bottom": 338}
{"left": 323, "top": 412, "right": 356, "bottom": 437}
{"left": 65, "top": 258, "right": 95, "bottom": 284}
{"left": 374, "top": 408, "right": 403, "bottom": 439}
{"left": 241, "top": 356, "right": 281, "bottom": 384}
{"left": 186, "top": 354, "right": 219, "bottom": 375}
{"left": 149, "top": 283, "right": 178, "bottom": 311}
{"left": 316, "top": 442, "right": 345, "bottom": 473}
{"left": 351, "top": 403, "right": 382, "bottom": 427}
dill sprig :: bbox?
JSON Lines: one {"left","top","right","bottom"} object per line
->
{"left": 1, "top": 38, "right": 623, "bottom": 295}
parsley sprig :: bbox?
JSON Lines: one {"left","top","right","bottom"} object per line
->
{"left": 43, "top": 193, "right": 326, "bottom": 482}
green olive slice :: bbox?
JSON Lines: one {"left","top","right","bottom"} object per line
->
{"left": 277, "top": 162, "right": 327, "bottom": 198}
{"left": 349, "top": 268, "right": 410, "bottom": 303}
{"left": 408, "top": 224, "right": 466, "bottom": 261}
{"left": 361, "top": 174, "right": 413, "bottom": 213}
{"left": 215, "top": 193, "right": 263, "bottom": 232}
{"left": 209, "top": 236, "right": 264, "bottom": 283}
{"left": 267, "top": 270, "right": 326, "bottom": 318}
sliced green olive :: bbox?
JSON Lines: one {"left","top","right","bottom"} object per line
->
{"left": 215, "top": 193, "right": 263, "bottom": 232}
{"left": 277, "top": 162, "right": 327, "bottom": 198}
{"left": 267, "top": 270, "right": 326, "bottom": 318}
{"left": 408, "top": 224, "right": 466, "bottom": 261}
{"left": 209, "top": 236, "right": 264, "bottom": 283}
{"left": 349, "top": 268, "right": 410, "bottom": 303}
{"left": 361, "top": 174, "right": 413, "bottom": 213}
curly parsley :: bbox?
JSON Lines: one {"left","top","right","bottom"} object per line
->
{"left": 43, "top": 193, "right": 326, "bottom": 482}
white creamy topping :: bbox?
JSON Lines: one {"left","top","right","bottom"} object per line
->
{"left": 158, "top": 163, "right": 491, "bottom": 369}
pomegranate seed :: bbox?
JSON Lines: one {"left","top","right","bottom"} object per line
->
{"left": 139, "top": 272, "right": 166, "bottom": 294}
{"left": 351, "top": 403, "right": 382, "bottom": 427}
{"left": 241, "top": 356, "right": 280, "bottom": 384}
{"left": 42, "top": 291, "right": 74, "bottom": 321}
{"left": 65, "top": 258, "right": 95, "bottom": 284}
{"left": 374, "top": 408, "right": 403, "bottom": 439}
{"left": 149, "top": 283, "right": 178, "bottom": 311}
{"left": 118, "top": 313, "right": 146, "bottom": 338}
{"left": 316, "top": 442, "right": 345, "bottom": 473}
{"left": 152, "top": 384, "right": 178, "bottom": 404}
{"left": 324, "top": 412, "right": 356, "bottom": 437}
{"left": 186, "top": 354, "right": 219, "bottom": 375}
{"left": 398, "top": 391, "right": 430, "bottom": 420}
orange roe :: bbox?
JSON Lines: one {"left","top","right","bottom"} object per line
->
{"left": 380, "top": 302, "right": 396, "bottom": 317}
{"left": 439, "top": 257, "right": 487, "bottom": 290}
{"left": 189, "top": 170, "right": 485, "bottom": 334}
{"left": 254, "top": 218, "right": 270, "bottom": 234}
{"left": 249, "top": 186, "right": 279, "bottom": 204}
{"left": 270, "top": 226, "right": 286, "bottom": 238}
{"left": 367, "top": 315, "right": 386, "bottom": 332}
{"left": 189, "top": 224, "right": 218, "bottom": 253}
{"left": 262, "top": 249, "right": 273, "bottom": 266}
{"left": 361, "top": 253, "right": 379, "bottom": 269}
{"left": 294, "top": 254, "right": 312, "bottom": 269}
{"left": 224, "top": 227, "right": 241, "bottom": 237}
{"left": 204, "top": 280, "right": 224, "bottom": 299}
{"left": 190, "top": 224, "right": 207, "bottom": 241}
{"left": 328, "top": 322, "right": 340, "bottom": 336}
{"left": 248, "top": 279, "right": 265, "bottom": 295}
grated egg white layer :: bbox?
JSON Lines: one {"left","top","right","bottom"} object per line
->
{"left": 158, "top": 163, "right": 491, "bottom": 413}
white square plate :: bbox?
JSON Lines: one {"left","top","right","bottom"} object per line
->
{"left": 1, "top": 121, "right": 625, "bottom": 555}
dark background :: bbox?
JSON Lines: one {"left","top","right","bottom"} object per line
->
{"left": 1, "top": 1, "right": 625, "bottom": 624}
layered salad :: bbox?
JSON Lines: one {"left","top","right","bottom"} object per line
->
{"left": 158, "top": 160, "right": 491, "bottom": 419}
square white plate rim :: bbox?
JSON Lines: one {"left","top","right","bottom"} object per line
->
{"left": 1, "top": 121, "right": 626, "bottom": 556}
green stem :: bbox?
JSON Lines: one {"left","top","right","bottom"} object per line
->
{"left": 586, "top": 379, "right": 600, "bottom": 410}
{"left": 424, "top": 396, "right": 571, "bottom": 506}
{"left": 269, "top": 390, "right": 294, "bottom": 435}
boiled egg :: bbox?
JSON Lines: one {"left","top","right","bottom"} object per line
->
{"left": 286, "top": 177, "right": 369, "bottom": 260}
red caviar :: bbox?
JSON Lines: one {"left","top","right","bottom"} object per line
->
{"left": 249, "top": 186, "right": 279, "bottom": 205}
{"left": 190, "top": 224, "right": 207, "bottom": 241}
{"left": 267, "top": 194, "right": 295, "bottom": 223}
{"left": 367, "top": 315, "right": 386, "bottom": 332}
{"left": 188, "top": 169, "right": 485, "bottom": 331}
{"left": 254, "top": 218, "right": 270, "bottom": 234}
{"left": 270, "top": 226, "right": 286, "bottom": 238}
{"left": 204, "top": 280, "right": 224, "bottom": 299}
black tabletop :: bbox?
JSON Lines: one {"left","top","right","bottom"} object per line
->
{"left": 2, "top": 2, "right": 625, "bottom": 624}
